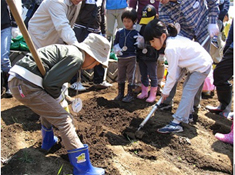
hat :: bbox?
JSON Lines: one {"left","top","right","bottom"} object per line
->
{"left": 74, "top": 33, "right": 111, "bottom": 68}
{"left": 139, "top": 4, "right": 157, "bottom": 25}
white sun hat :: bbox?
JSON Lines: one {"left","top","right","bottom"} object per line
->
{"left": 74, "top": 33, "right": 111, "bottom": 68}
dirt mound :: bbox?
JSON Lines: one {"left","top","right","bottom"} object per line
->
{"left": 1, "top": 82, "right": 233, "bottom": 175}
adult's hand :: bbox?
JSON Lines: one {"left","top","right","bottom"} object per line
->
{"left": 208, "top": 24, "right": 219, "bottom": 37}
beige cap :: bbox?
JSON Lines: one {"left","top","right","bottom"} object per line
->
{"left": 74, "top": 33, "right": 111, "bottom": 68}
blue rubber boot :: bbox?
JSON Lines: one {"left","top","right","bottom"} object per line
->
{"left": 41, "top": 125, "right": 58, "bottom": 151}
{"left": 68, "top": 144, "right": 105, "bottom": 175}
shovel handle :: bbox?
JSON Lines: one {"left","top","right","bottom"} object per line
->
{"left": 138, "top": 97, "right": 162, "bottom": 130}
{"left": 6, "top": 0, "right": 46, "bottom": 76}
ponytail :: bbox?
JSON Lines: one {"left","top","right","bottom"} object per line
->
{"left": 167, "top": 24, "right": 177, "bottom": 37}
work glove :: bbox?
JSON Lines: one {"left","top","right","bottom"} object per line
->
{"left": 11, "top": 27, "right": 22, "bottom": 39}
{"left": 134, "top": 34, "right": 145, "bottom": 49}
{"left": 113, "top": 44, "right": 123, "bottom": 56}
{"left": 208, "top": 24, "right": 219, "bottom": 37}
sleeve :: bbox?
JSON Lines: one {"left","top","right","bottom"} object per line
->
{"left": 43, "top": 56, "right": 82, "bottom": 98}
{"left": 206, "top": 0, "right": 220, "bottom": 24}
{"left": 128, "top": 0, "right": 138, "bottom": 9}
{"left": 218, "top": 0, "right": 230, "bottom": 21}
{"left": 161, "top": 48, "right": 181, "bottom": 95}
{"left": 100, "top": 0, "right": 106, "bottom": 35}
{"left": 48, "top": 3, "right": 79, "bottom": 46}
{"left": 10, "top": 0, "right": 23, "bottom": 27}
{"left": 158, "top": 3, "right": 174, "bottom": 24}
{"left": 113, "top": 30, "right": 120, "bottom": 45}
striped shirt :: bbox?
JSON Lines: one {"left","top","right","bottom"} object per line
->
{"left": 159, "top": 0, "right": 219, "bottom": 44}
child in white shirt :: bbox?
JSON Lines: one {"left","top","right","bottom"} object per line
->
{"left": 144, "top": 19, "right": 212, "bottom": 133}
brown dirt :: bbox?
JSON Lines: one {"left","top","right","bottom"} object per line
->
{"left": 1, "top": 81, "right": 233, "bottom": 175}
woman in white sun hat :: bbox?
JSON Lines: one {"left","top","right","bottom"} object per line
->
{"left": 8, "top": 33, "right": 110, "bottom": 175}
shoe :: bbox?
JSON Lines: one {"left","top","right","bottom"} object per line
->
{"left": 227, "top": 112, "right": 234, "bottom": 120}
{"left": 205, "top": 105, "right": 223, "bottom": 114}
{"left": 158, "top": 103, "right": 172, "bottom": 111}
{"left": 188, "top": 114, "right": 194, "bottom": 123}
{"left": 5, "top": 89, "right": 12, "bottom": 98}
{"left": 70, "top": 82, "right": 86, "bottom": 91}
{"left": 95, "top": 81, "right": 112, "bottom": 89}
{"left": 157, "top": 122, "right": 183, "bottom": 133}
{"left": 219, "top": 112, "right": 234, "bottom": 120}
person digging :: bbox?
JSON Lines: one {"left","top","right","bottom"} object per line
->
{"left": 8, "top": 33, "right": 110, "bottom": 175}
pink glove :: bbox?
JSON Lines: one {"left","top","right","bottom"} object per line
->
{"left": 208, "top": 24, "right": 219, "bottom": 37}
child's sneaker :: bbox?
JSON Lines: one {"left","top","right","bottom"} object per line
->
{"left": 157, "top": 122, "right": 183, "bottom": 133}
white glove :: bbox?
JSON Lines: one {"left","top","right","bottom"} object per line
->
{"left": 208, "top": 24, "right": 219, "bottom": 37}
{"left": 175, "top": 23, "right": 180, "bottom": 34}
{"left": 11, "top": 27, "right": 22, "bottom": 39}
{"left": 113, "top": 44, "right": 123, "bottom": 56}
{"left": 134, "top": 34, "right": 145, "bottom": 49}
{"left": 55, "top": 93, "right": 65, "bottom": 103}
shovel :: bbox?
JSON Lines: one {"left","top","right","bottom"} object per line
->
{"left": 124, "top": 98, "right": 162, "bottom": 140}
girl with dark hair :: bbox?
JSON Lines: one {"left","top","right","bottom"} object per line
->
{"left": 144, "top": 19, "right": 213, "bottom": 133}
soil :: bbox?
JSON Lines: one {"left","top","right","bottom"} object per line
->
{"left": 1, "top": 81, "right": 233, "bottom": 175}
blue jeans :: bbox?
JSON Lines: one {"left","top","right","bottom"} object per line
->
{"left": 1, "top": 27, "right": 12, "bottom": 73}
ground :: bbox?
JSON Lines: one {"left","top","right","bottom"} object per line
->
{"left": 1, "top": 81, "right": 233, "bottom": 175}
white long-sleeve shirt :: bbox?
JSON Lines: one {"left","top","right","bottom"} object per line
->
{"left": 28, "top": 0, "right": 81, "bottom": 49}
{"left": 162, "top": 35, "right": 213, "bottom": 95}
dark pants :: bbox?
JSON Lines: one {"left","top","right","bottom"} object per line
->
{"left": 213, "top": 46, "right": 233, "bottom": 89}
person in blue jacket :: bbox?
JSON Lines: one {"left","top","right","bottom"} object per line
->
{"left": 105, "top": 0, "right": 128, "bottom": 42}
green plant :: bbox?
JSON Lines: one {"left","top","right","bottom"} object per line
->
{"left": 57, "top": 164, "right": 63, "bottom": 175}
{"left": 19, "top": 150, "right": 33, "bottom": 163}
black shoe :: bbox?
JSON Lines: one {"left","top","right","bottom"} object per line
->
{"left": 158, "top": 103, "right": 172, "bottom": 111}
{"left": 205, "top": 105, "right": 223, "bottom": 114}
{"left": 5, "top": 89, "right": 12, "bottom": 98}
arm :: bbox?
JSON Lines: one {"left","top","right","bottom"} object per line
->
{"left": 158, "top": 3, "right": 174, "bottom": 24}
{"left": 42, "top": 45, "right": 83, "bottom": 98}
{"left": 206, "top": 0, "right": 220, "bottom": 24}
{"left": 48, "top": 2, "right": 79, "bottom": 46}
{"left": 218, "top": 0, "right": 230, "bottom": 21}
{"left": 100, "top": 0, "right": 106, "bottom": 36}
{"left": 128, "top": 0, "right": 138, "bottom": 9}
{"left": 161, "top": 48, "right": 181, "bottom": 96}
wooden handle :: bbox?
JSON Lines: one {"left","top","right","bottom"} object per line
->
{"left": 6, "top": 0, "right": 46, "bottom": 76}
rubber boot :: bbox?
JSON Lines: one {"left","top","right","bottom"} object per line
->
{"left": 68, "top": 144, "right": 105, "bottom": 175}
{"left": 146, "top": 86, "right": 158, "bottom": 103}
{"left": 215, "top": 123, "right": 233, "bottom": 144}
{"left": 41, "top": 125, "right": 58, "bottom": 151}
{"left": 114, "top": 83, "right": 125, "bottom": 100}
{"left": 137, "top": 84, "right": 148, "bottom": 99}
{"left": 122, "top": 85, "right": 135, "bottom": 102}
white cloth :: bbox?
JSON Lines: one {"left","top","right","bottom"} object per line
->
{"left": 11, "top": 27, "right": 21, "bottom": 39}
{"left": 162, "top": 35, "right": 213, "bottom": 95}
{"left": 28, "top": 0, "right": 82, "bottom": 49}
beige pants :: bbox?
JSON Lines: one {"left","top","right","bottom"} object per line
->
{"left": 106, "top": 8, "right": 125, "bottom": 38}
{"left": 8, "top": 78, "right": 82, "bottom": 150}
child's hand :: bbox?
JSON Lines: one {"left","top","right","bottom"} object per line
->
{"left": 113, "top": 44, "right": 123, "bottom": 56}
{"left": 161, "top": 93, "right": 169, "bottom": 102}
{"left": 134, "top": 34, "right": 145, "bottom": 49}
